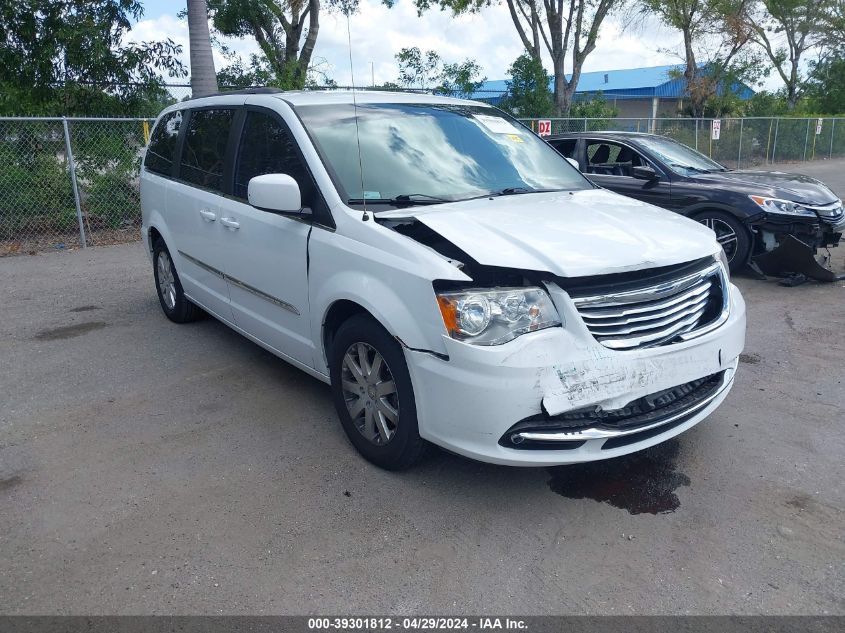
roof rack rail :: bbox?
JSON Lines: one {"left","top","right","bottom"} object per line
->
{"left": 188, "top": 87, "right": 285, "bottom": 100}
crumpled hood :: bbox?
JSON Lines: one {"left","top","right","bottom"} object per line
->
{"left": 694, "top": 170, "right": 839, "bottom": 206}
{"left": 381, "top": 189, "right": 720, "bottom": 278}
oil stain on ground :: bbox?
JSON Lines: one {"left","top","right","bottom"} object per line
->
{"left": 34, "top": 321, "right": 107, "bottom": 341}
{"left": 69, "top": 305, "right": 101, "bottom": 313}
{"left": 546, "top": 439, "right": 690, "bottom": 514}
{"left": 0, "top": 475, "right": 23, "bottom": 492}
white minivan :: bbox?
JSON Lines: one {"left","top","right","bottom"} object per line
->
{"left": 140, "top": 89, "right": 746, "bottom": 470}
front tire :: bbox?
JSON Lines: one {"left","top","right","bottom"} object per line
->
{"left": 329, "top": 314, "right": 427, "bottom": 470}
{"left": 152, "top": 238, "right": 202, "bottom": 323}
{"left": 694, "top": 211, "right": 751, "bottom": 273}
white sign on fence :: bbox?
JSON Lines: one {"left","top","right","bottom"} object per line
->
{"left": 537, "top": 119, "right": 552, "bottom": 136}
{"left": 711, "top": 119, "right": 721, "bottom": 140}
{"left": 816, "top": 118, "right": 823, "bottom": 135}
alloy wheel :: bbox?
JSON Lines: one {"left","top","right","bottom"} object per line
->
{"left": 699, "top": 217, "right": 738, "bottom": 262}
{"left": 156, "top": 250, "right": 177, "bottom": 310}
{"left": 341, "top": 342, "right": 399, "bottom": 445}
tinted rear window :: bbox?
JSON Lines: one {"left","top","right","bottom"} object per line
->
{"left": 145, "top": 111, "right": 182, "bottom": 175}
{"left": 179, "top": 109, "right": 235, "bottom": 191}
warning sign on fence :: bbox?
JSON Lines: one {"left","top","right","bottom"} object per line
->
{"left": 816, "top": 118, "right": 823, "bottom": 135}
{"left": 711, "top": 119, "right": 721, "bottom": 140}
{"left": 537, "top": 120, "right": 552, "bottom": 136}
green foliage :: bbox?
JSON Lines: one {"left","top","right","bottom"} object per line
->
{"left": 0, "top": 0, "right": 185, "bottom": 116}
{"left": 804, "top": 53, "right": 845, "bottom": 115}
{"left": 395, "top": 47, "right": 485, "bottom": 97}
{"left": 208, "top": 0, "right": 349, "bottom": 90}
{"left": 0, "top": 128, "right": 76, "bottom": 239}
{"left": 498, "top": 54, "right": 554, "bottom": 118}
{"left": 570, "top": 94, "right": 618, "bottom": 118}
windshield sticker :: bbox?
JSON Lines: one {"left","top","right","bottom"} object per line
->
{"left": 506, "top": 134, "right": 524, "bottom": 143}
{"left": 473, "top": 114, "right": 523, "bottom": 136}
{"left": 363, "top": 191, "right": 382, "bottom": 200}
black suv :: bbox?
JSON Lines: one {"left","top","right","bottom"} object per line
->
{"left": 548, "top": 131, "right": 844, "bottom": 273}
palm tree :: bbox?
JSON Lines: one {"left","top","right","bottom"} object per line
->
{"left": 187, "top": 0, "right": 219, "bottom": 97}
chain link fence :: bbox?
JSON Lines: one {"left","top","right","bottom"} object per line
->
{"left": 2, "top": 114, "right": 845, "bottom": 255}
{"left": 0, "top": 117, "right": 152, "bottom": 255}
{"left": 520, "top": 116, "right": 845, "bottom": 169}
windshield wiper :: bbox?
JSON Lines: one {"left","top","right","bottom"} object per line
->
{"left": 346, "top": 193, "right": 450, "bottom": 206}
{"left": 460, "top": 186, "right": 566, "bottom": 202}
{"left": 669, "top": 163, "right": 726, "bottom": 173}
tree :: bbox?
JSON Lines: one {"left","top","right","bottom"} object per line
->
{"left": 0, "top": 0, "right": 185, "bottom": 115}
{"left": 395, "top": 0, "right": 622, "bottom": 115}
{"left": 395, "top": 47, "right": 485, "bottom": 97}
{"left": 187, "top": 0, "right": 219, "bottom": 96}
{"left": 207, "top": 0, "right": 346, "bottom": 90}
{"left": 438, "top": 60, "right": 486, "bottom": 98}
{"left": 742, "top": 0, "right": 832, "bottom": 109}
{"left": 804, "top": 53, "right": 845, "bottom": 114}
{"left": 498, "top": 53, "right": 554, "bottom": 116}
{"left": 396, "top": 47, "right": 442, "bottom": 89}
{"left": 640, "top": 0, "right": 758, "bottom": 116}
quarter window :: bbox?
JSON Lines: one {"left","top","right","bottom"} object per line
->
{"left": 234, "top": 111, "right": 313, "bottom": 205}
{"left": 145, "top": 111, "right": 182, "bottom": 175}
{"left": 180, "top": 109, "right": 235, "bottom": 192}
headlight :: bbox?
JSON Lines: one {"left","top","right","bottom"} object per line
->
{"left": 749, "top": 195, "right": 816, "bottom": 218}
{"left": 436, "top": 287, "right": 561, "bottom": 345}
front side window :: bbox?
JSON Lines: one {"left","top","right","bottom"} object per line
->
{"left": 180, "top": 109, "right": 235, "bottom": 191}
{"left": 234, "top": 111, "right": 313, "bottom": 204}
{"left": 550, "top": 138, "right": 577, "bottom": 159}
{"left": 586, "top": 140, "right": 647, "bottom": 177}
{"left": 145, "top": 111, "right": 182, "bottom": 175}
{"left": 296, "top": 103, "right": 590, "bottom": 208}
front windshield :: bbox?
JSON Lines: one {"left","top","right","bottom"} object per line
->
{"left": 636, "top": 135, "right": 727, "bottom": 174}
{"left": 296, "top": 102, "right": 590, "bottom": 207}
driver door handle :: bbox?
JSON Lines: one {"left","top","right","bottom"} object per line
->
{"left": 199, "top": 209, "right": 216, "bottom": 222}
{"left": 220, "top": 217, "right": 240, "bottom": 230}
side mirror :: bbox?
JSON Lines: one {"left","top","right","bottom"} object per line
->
{"left": 632, "top": 165, "right": 659, "bottom": 181}
{"left": 248, "top": 174, "right": 306, "bottom": 215}
{"left": 565, "top": 157, "right": 581, "bottom": 171}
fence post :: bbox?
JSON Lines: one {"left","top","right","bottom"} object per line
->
{"left": 695, "top": 119, "right": 699, "bottom": 151}
{"left": 802, "top": 118, "right": 810, "bottom": 162}
{"left": 830, "top": 119, "right": 836, "bottom": 159}
{"left": 583, "top": 118, "right": 587, "bottom": 132}
{"left": 737, "top": 118, "right": 743, "bottom": 169}
{"left": 772, "top": 118, "right": 780, "bottom": 164}
{"left": 62, "top": 117, "right": 86, "bottom": 249}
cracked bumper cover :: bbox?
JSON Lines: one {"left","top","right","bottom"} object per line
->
{"left": 405, "top": 283, "right": 746, "bottom": 466}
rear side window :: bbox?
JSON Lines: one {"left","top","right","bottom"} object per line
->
{"left": 145, "top": 111, "right": 182, "bottom": 175}
{"left": 234, "top": 111, "right": 314, "bottom": 205}
{"left": 180, "top": 109, "right": 235, "bottom": 191}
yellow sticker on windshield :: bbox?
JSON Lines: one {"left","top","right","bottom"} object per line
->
{"left": 507, "top": 134, "right": 524, "bottom": 143}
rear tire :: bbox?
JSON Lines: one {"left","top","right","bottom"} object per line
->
{"left": 329, "top": 314, "right": 427, "bottom": 470}
{"left": 694, "top": 211, "right": 750, "bottom": 273}
{"left": 152, "top": 238, "right": 202, "bottom": 323}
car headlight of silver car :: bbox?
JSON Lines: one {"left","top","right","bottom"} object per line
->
{"left": 749, "top": 195, "right": 817, "bottom": 218}
{"left": 436, "top": 287, "right": 561, "bottom": 345}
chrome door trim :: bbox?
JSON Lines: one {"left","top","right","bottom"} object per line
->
{"left": 177, "top": 250, "right": 300, "bottom": 316}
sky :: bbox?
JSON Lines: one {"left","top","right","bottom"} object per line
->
{"left": 130, "top": 0, "right": 781, "bottom": 91}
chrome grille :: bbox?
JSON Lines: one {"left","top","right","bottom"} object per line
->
{"left": 572, "top": 260, "right": 729, "bottom": 350}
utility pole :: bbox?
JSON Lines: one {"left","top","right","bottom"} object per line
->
{"left": 370, "top": 62, "right": 375, "bottom": 87}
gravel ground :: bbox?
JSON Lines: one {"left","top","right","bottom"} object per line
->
{"left": 0, "top": 162, "right": 843, "bottom": 615}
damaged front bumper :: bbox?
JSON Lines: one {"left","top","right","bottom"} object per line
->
{"left": 750, "top": 213, "right": 844, "bottom": 281}
{"left": 406, "top": 283, "right": 745, "bottom": 466}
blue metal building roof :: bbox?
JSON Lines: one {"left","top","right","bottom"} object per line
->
{"left": 471, "top": 64, "right": 754, "bottom": 103}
